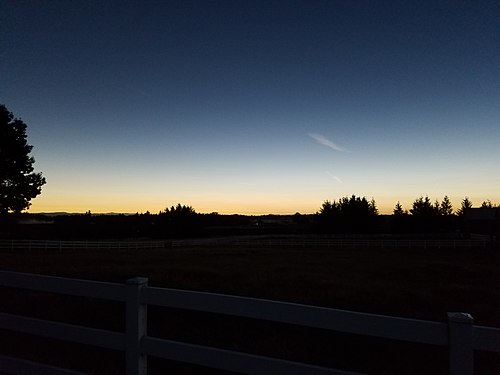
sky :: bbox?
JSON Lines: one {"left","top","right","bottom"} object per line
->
{"left": 1, "top": 0, "right": 499, "bottom": 215}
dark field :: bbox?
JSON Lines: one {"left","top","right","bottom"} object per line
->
{"left": 1, "top": 244, "right": 500, "bottom": 374}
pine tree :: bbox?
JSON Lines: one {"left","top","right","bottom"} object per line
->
{"left": 393, "top": 201, "right": 406, "bottom": 215}
{"left": 481, "top": 200, "right": 493, "bottom": 208}
{"left": 456, "top": 197, "right": 473, "bottom": 216}
{"left": 410, "top": 196, "right": 436, "bottom": 217}
{"left": 439, "top": 195, "right": 453, "bottom": 216}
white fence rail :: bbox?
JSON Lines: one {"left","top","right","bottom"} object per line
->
{"left": 172, "top": 238, "right": 489, "bottom": 249}
{"left": 0, "top": 238, "right": 491, "bottom": 251}
{"left": 0, "top": 271, "right": 499, "bottom": 375}
{"left": 0, "top": 239, "right": 168, "bottom": 250}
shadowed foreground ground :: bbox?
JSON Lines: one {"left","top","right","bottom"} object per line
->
{"left": 0, "top": 244, "right": 499, "bottom": 374}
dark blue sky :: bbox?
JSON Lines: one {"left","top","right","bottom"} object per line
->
{"left": 1, "top": 0, "right": 499, "bottom": 213}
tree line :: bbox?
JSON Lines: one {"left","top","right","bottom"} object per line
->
{"left": 393, "top": 196, "right": 499, "bottom": 217}
{"left": 316, "top": 194, "right": 498, "bottom": 234}
{"left": 319, "top": 194, "right": 497, "bottom": 219}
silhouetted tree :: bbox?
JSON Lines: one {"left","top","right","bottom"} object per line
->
{"left": 439, "top": 195, "right": 453, "bottom": 216}
{"left": 162, "top": 203, "right": 196, "bottom": 216}
{"left": 317, "top": 195, "right": 378, "bottom": 233}
{"left": 410, "top": 196, "right": 437, "bottom": 217}
{"left": 369, "top": 198, "right": 378, "bottom": 215}
{"left": 433, "top": 199, "right": 440, "bottom": 214}
{"left": 0, "top": 104, "right": 46, "bottom": 214}
{"left": 438, "top": 195, "right": 457, "bottom": 232}
{"left": 319, "top": 200, "right": 340, "bottom": 217}
{"left": 456, "top": 197, "right": 473, "bottom": 216}
{"left": 158, "top": 204, "right": 200, "bottom": 237}
{"left": 391, "top": 201, "right": 411, "bottom": 233}
{"left": 393, "top": 201, "right": 406, "bottom": 215}
{"left": 481, "top": 199, "right": 500, "bottom": 208}
{"left": 409, "top": 196, "right": 441, "bottom": 232}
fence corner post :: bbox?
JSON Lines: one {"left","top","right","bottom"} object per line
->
{"left": 447, "top": 312, "right": 474, "bottom": 375}
{"left": 126, "top": 277, "right": 148, "bottom": 375}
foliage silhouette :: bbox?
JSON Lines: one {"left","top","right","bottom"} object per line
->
{"left": 393, "top": 201, "right": 407, "bottom": 216}
{"left": 0, "top": 104, "right": 45, "bottom": 214}
{"left": 439, "top": 195, "right": 453, "bottom": 216}
{"left": 410, "top": 196, "right": 437, "bottom": 217}
{"left": 391, "top": 201, "right": 411, "bottom": 233}
{"left": 317, "top": 195, "right": 378, "bottom": 233}
{"left": 480, "top": 200, "right": 499, "bottom": 209}
{"left": 161, "top": 203, "right": 197, "bottom": 217}
{"left": 392, "top": 195, "right": 460, "bottom": 233}
{"left": 456, "top": 197, "right": 473, "bottom": 216}
{"left": 158, "top": 204, "right": 201, "bottom": 237}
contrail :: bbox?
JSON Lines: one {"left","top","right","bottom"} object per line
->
{"left": 327, "top": 171, "right": 343, "bottom": 183}
{"left": 308, "top": 133, "right": 350, "bottom": 152}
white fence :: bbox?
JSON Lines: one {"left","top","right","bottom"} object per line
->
{"left": 172, "top": 237, "right": 490, "bottom": 249}
{"left": 0, "top": 238, "right": 491, "bottom": 251}
{"left": 0, "top": 239, "right": 168, "bottom": 251}
{"left": 0, "top": 271, "right": 499, "bottom": 375}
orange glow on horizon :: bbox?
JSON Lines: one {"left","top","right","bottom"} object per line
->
{"left": 28, "top": 192, "right": 500, "bottom": 216}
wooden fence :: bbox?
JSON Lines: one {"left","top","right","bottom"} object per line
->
{"left": 0, "top": 271, "right": 499, "bottom": 375}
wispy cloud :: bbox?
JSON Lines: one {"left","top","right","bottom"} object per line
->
{"left": 308, "top": 133, "right": 350, "bottom": 152}
{"left": 327, "top": 171, "right": 343, "bottom": 183}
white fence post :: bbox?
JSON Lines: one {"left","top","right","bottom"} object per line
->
{"left": 448, "top": 312, "right": 474, "bottom": 375}
{"left": 126, "top": 277, "right": 148, "bottom": 375}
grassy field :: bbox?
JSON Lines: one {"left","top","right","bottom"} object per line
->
{"left": 1, "top": 244, "right": 499, "bottom": 374}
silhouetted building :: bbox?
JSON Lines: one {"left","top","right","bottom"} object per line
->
{"left": 464, "top": 208, "right": 500, "bottom": 241}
